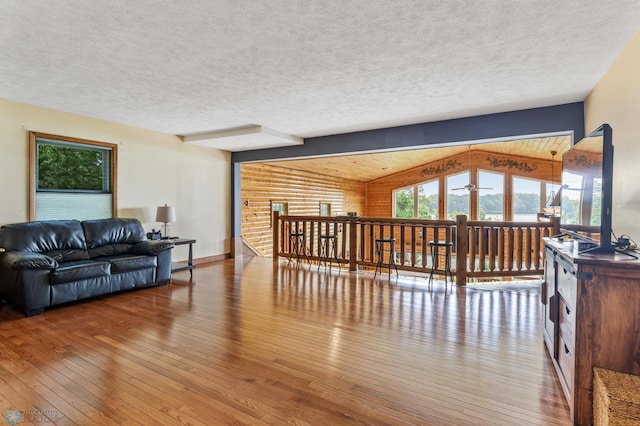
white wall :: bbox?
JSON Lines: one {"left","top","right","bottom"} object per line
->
{"left": 585, "top": 29, "right": 640, "bottom": 240}
{"left": 0, "top": 99, "right": 231, "bottom": 262}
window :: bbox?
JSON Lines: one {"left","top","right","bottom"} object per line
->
{"left": 559, "top": 174, "right": 583, "bottom": 225}
{"left": 478, "top": 171, "right": 504, "bottom": 221}
{"left": 29, "top": 132, "right": 117, "bottom": 221}
{"left": 393, "top": 180, "right": 439, "bottom": 219}
{"left": 393, "top": 186, "right": 414, "bottom": 218}
{"left": 320, "top": 202, "right": 331, "bottom": 216}
{"left": 417, "top": 180, "right": 438, "bottom": 219}
{"left": 513, "top": 177, "right": 542, "bottom": 221}
{"left": 447, "top": 172, "right": 470, "bottom": 219}
{"left": 271, "top": 201, "right": 288, "bottom": 227}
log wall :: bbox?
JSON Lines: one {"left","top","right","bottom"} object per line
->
{"left": 241, "top": 163, "right": 367, "bottom": 256}
{"left": 366, "top": 150, "right": 560, "bottom": 219}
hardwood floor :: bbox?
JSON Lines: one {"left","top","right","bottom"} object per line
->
{"left": 0, "top": 257, "right": 571, "bottom": 425}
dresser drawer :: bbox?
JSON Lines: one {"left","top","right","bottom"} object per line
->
{"left": 558, "top": 334, "right": 575, "bottom": 396}
{"left": 558, "top": 296, "right": 575, "bottom": 353}
{"left": 556, "top": 258, "right": 577, "bottom": 309}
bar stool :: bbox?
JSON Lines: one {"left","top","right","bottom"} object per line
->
{"left": 288, "top": 230, "right": 309, "bottom": 265}
{"left": 318, "top": 234, "right": 339, "bottom": 271}
{"left": 374, "top": 238, "right": 398, "bottom": 279}
{"left": 428, "top": 240, "right": 454, "bottom": 290}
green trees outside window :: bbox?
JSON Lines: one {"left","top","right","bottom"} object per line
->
{"left": 37, "top": 142, "right": 111, "bottom": 192}
{"left": 394, "top": 180, "right": 438, "bottom": 219}
{"left": 394, "top": 171, "right": 550, "bottom": 221}
{"left": 394, "top": 187, "right": 414, "bottom": 218}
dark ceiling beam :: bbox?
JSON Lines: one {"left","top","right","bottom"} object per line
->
{"left": 231, "top": 102, "right": 584, "bottom": 237}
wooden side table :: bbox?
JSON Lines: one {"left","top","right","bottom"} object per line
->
{"left": 169, "top": 238, "right": 196, "bottom": 275}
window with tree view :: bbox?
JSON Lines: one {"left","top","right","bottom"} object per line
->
{"left": 393, "top": 179, "right": 438, "bottom": 219}
{"left": 394, "top": 187, "right": 414, "bottom": 218}
{"left": 30, "top": 133, "right": 116, "bottom": 221}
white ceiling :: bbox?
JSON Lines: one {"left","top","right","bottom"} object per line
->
{"left": 1, "top": 1, "right": 639, "bottom": 151}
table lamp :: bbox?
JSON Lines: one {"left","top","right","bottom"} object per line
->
{"left": 156, "top": 204, "right": 176, "bottom": 239}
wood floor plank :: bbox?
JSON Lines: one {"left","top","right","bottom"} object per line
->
{"left": 0, "top": 257, "right": 571, "bottom": 425}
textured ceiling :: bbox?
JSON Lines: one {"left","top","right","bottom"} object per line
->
{"left": 1, "top": 1, "right": 639, "bottom": 151}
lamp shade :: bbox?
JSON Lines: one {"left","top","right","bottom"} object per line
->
{"left": 549, "top": 188, "right": 562, "bottom": 207}
{"left": 156, "top": 205, "right": 176, "bottom": 223}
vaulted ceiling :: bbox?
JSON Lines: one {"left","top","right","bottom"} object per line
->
{"left": 1, "top": 2, "right": 639, "bottom": 151}
{"left": 265, "top": 135, "right": 572, "bottom": 182}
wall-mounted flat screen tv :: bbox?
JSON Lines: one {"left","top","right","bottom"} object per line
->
{"left": 560, "top": 124, "right": 614, "bottom": 253}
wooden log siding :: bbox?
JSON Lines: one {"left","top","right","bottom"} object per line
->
{"left": 275, "top": 214, "right": 561, "bottom": 284}
{"left": 365, "top": 149, "right": 562, "bottom": 220}
{"left": 241, "top": 163, "right": 366, "bottom": 257}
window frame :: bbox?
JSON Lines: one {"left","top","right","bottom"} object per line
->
{"left": 446, "top": 171, "right": 470, "bottom": 220}
{"left": 512, "top": 175, "right": 546, "bottom": 222}
{"left": 416, "top": 179, "right": 439, "bottom": 219}
{"left": 320, "top": 202, "right": 331, "bottom": 216}
{"left": 270, "top": 200, "right": 288, "bottom": 228}
{"left": 29, "top": 132, "right": 118, "bottom": 221}
{"left": 393, "top": 178, "right": 440, "bottom": 219}
{"left": 477, "top": 169, "right": 505, "bottom": 221}
{"left": 392, "top": 184, "right": 415, "bottom": 219}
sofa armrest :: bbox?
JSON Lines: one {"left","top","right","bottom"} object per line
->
{"left": 0, "top": 251, "right": 58, "bottom": 270}
{"left": 131, "top": 240, "right": 175, "bottom": 256}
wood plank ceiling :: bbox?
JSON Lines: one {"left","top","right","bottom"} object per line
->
{"left": 263, "top": 135, "right": 572, "bottom": 182}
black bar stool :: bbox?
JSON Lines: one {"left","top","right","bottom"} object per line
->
{"left": 428, "top": 240, "right": 454, "bottom": 290}
{"left": 374, "top": 238, "right": 398, "bottom": 279}
{"left": 318, "top": 234, "right": 339, "bottom": 271}
{"left": 288, "top": 231, "right": 309, "bottom": 265}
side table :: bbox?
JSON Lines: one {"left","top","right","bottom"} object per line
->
{"left": 169, "top": 238, "right": 196, "bottom": 275}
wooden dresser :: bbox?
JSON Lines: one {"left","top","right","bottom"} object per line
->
{"left": 542, "top": 238, "right": 640, "bottom": 425}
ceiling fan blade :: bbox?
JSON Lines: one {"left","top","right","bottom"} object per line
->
{"left": 451, "top": 187, "right": 467, "bottom": 191}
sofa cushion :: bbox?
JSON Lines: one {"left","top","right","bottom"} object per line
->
{"left": 97, "top": 254, "right": 157, "bottom": 273}
{"left": 43, "top": 248, "right": 91, "bottom": 262}
{"left": 82, "top": 218, "right": 147, "bottom": 258}
{"left": 86, "top": 243, "right": 135, "bottom": 258}
{"left": 50, "top": 260, "right": 111, "bottom": 285}
{"left": 0, "top": 220, "right": 90, "bottom": 262}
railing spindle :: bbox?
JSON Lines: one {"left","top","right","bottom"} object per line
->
{"left": 273, "top": 215, "right": 554, "bottom": 280}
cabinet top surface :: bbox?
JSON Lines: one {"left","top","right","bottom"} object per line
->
{"left": 543, "top": 237, "right": 640, "bottom": 268}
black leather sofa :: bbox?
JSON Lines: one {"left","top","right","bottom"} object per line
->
{"left": 0, "top": 218, "right": 174, "bottom": 316}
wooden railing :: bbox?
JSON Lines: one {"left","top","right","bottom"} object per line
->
{"left": 273, "top": 212, "right": 560, "bottom": 285}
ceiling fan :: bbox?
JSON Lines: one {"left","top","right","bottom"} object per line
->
{"left": 452, "top": 146, "right": 493, "bottom": 192}
{"left": 452, "top": 183, "right": 491, "bottom": 192}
